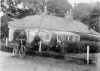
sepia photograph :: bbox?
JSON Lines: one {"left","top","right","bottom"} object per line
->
{"left": 0, "top": 0, "right": 100, "bottom": 71}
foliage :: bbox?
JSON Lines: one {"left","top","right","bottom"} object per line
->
{"left": 39, "top": 36, "right": 100, "bottom": 53}
{"left": 81, "top": 8, "right": 100, "bottom": 33}
{"left": 80, "top": 34, "right": 100, "bottom": 42}
{"left": 72, "top": 2, "right": 100, "bottom": 33}
{"left": 47, "top": 0, "right": 72, "bottom": 17}
{"left": 1, "top": 15, "right": 12, "bottom": 39}
{"left": 41, "top": 42, "right": 49, "bottom": 51}
{"left": 21, "top": 0, "right": 72, "bottom": 17}
{"left": 1, "top": 22, "right": 9, "bottom": 38}
{"left": 1, "top": 15, "right": 12, "bottom": 23}
{"left": 66, "top": 41, "right": 100, "bottom": 53}
{"left": 1, "top": 0, "right": 72, "bottom": 18}
{"left": 72, "top": 3, "right": 92, "bottom": 20}
{"left": 1, "top": 0, "right": 34, "bottom": 19}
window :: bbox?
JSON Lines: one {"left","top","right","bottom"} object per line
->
{"left": 74, "top": 36, "right": 80, "bottom": 41}
{"left": 58, "top": 35, "right": 69, "bottom": 42}
{"left": 58, "top": 35, "right": 62, "bottom": 42}
{"left": 61, "top": 35, "right": 65, "bottom": 41}
{"left": 45, "top": 33, "right": 51, "bottom": 41}
{"left": 72, "top": 36, "right": 75, "bottom": 42}
{"left": 39, "top": 32, "right": 44, "bottom": 41}
{"left": 40, "top": 35, "right": 44, "bottom": 41}
{"left": 77, "top": 36, "right": 80, "bottom": 41}
{"left": 66, "top": 36, "right": 68, "bottom": 41}
{"left": 63, "top": 35, "right": 66, "bottom": 40}
{"left": 69, "top": 36, "right": 73, "bottom": 42}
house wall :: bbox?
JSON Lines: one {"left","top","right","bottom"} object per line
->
{"left": 8, "top": 28, "right": 80, "bottom": 43}
{"left": 38, "top": 29, "right": 80, "bottom": 43}
{"left": 27, "top": 29, "right": 38, "bottom": 43}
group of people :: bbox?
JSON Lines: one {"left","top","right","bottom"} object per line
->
{"left": 14, "top": 30, "right": 68, "bottom": 54}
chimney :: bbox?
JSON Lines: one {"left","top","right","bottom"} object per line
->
{"left": 43, "top": 0, "right": 48, "bottom": 14}
{"left": 65, "top": 9, "right": 73, "bottom": 20}
{"left": 44, "top": 4, "right": 47, "bottom": 14}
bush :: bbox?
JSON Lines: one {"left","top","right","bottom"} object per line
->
{"left": 66, "top": 42, "right": 79, "bottom": 53}
{"left": 41, "top": 42, "right": 49, "bottom": 51}
{"left": 1, "top": 23, "right": 9, "bottom": 38}
{"left": 66, "top": 41, "right": 100, "bottom": 53}
{"left": 80, "top": 34, "right": 100, "bottom": 42}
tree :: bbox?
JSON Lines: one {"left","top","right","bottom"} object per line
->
{"left": 1, "top": 0, "right": 72, "bottom": 18}
{"left": 72, "top": 2, "right": 92, "bottom": 20}
{"left": 1, "top": 0, "right": 34, "bottom": 19}
{"left": 81, "top": 8, "right": 100, "bottom": 33}
{"left": 21, "top": 0, "right": 72, "bottom": 17}
{"left": 47, "top": 0, "right": 72, "bottom": 17}
{"left": 72, "top": 2, "right": 100, "bottom": 33}
{"left": 1, "top": 15, "right": 13, "bottom": 38}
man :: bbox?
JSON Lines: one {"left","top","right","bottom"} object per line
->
{"left": 31, "top": 32, "right": 41, "bottom": 50}
{"left": 18, "top": 30, "right": 27, "bottom": 46}
{"left": 15, "top": 29, "right": 27, "bottom": 53}
{"left": 13, "top": 29, "right": 27, "bottom": 55}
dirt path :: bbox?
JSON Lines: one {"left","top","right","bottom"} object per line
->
{"left": 0, "top": 51, "right": 98, "bottom": 71}
{"left": 0, "top": 51, "right": 14, "bottom": 71}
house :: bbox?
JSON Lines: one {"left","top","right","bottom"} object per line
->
{"left": 8, "top": 13, "right": 99, "bottom": 43}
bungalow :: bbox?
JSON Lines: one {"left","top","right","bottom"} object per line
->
{"left": 8, "top": 13, "right": 99, "bottom": 44}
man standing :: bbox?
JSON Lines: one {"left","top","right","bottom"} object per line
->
{"left": 31, "top": 32, "right": 41, "bottom": 50}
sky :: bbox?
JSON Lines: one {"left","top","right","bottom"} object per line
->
{"left": 67, "top": 0, "right": 100, "bottom": 6}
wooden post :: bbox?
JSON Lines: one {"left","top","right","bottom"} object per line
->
{"left": 78, "top": 36, "right": 80, "bottom": 41}
{"left": 87, "top": 46, "right": 89, "bottom": 64}
{"left": 39, "top": 41, "right": 42, "bottom": 52}
{"left": 44, "top": 33, "right": 45, "bottom": 42}
{"left": 27, "top": 30, "right": 29, "bottom": 43}
{"left": 6, "top": 38, "right": 8, "bottom": 46}
{"left": 68, "top": 36, "right": 69, "bottom": 41}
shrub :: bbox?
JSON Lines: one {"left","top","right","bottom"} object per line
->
{"left": 41, "top": 42, "right": 49, "bottom": 51}
{"left": 66, "top": 41, "right": 100, "bottom": 53}
{"left": 66, "top": 42, "right": 77, "bottom": 53}
{"left": 80, "top": 34, "right": 100, "bottom": 42}
{"left": 1, "top": 23, "right": 9, "bottom": 39}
